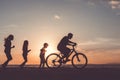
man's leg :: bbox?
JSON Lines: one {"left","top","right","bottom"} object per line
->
{"left": 65, "top": 48, "right": 71, "bottom": 61}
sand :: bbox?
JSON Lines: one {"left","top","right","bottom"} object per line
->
{"left": 0, "top": 66, "right": 120, "bottom": 80}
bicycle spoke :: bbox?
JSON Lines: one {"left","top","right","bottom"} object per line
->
{"left": 46, "top": 53, "right": 62, "bottom": 69}
{"left": 72, "top": 53, "right": 88, "bottom": 69}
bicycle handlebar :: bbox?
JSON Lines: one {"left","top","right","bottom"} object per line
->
{"left": 71, "top": 43, "right": 77, "bottom": 49}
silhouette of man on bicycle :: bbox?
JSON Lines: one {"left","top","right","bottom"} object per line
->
{"left": 57, "top": 33, "right": 76, "bottom": 62}
{"left": 46, "top": 33, "right": 88, "bottom": 69}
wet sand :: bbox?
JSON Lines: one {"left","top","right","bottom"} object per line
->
{"left": 0, "top": 66, "right": 120, "bottom": 80}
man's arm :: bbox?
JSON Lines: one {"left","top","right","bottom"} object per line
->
{"left": 68, "top": 40, "right": 76, "bottom": 45}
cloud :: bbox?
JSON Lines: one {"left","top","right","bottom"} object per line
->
{"left": 85, "top": 0, "right": 120, "bottom": 16}
{"left": 85, "top": 0, "right": 120, "bottom": 9}
{"left": 109, "top": 0, "right": 120, "bottom": 9}
{"left": 64, "top": 0, "right": 120, "bottom": 11}
{"left": 64, "top": 0, "right": 81, "bottom": 2}
{"left": 54, "top": 14, "right": 61, "bottom": 20}
{"left": 0, "top": 24, "right": 20, "bottom": 35}
{"left": 0, "top": 24, "right": 19, "bottom": 31}
{"left": 87, "top": 1, "right": 96, "bottom": 6}
{"left": 80, "top": 40, "right": 99, "bottom": 45}
{"left": 78, "top": 37, "right": 120, "bottom": 56}
{"left": 5, "top": 24, "right": 19, "bottom": 28}
{"left": 96, "top": 37, "right": 113, "bottom": 42}
{"left": 80, "top": 37, "right": 113, "bottom": 46}
{"left": 79, "top": 37, "right": 120, "bottom": 58}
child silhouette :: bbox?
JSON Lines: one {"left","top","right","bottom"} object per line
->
{"left": 39, "top": 43, "right": 48, "bottom": 68}
{"left": 2, "top": 34, "right": 15, "bottom": 68}
{"left": 20, "top": 40, "right": 31, "bottom": 68}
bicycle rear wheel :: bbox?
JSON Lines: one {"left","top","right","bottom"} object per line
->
{"left": 46, "top": 53, "right": 62, "bottom": 69}
{"left": 72, "top": 53, "right": 88, "bottom": 69}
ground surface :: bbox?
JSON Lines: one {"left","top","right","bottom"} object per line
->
{"left": 0, "top": 65, "right": 120, "bottom": 80}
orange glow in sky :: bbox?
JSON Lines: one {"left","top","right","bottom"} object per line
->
{"left": 0, "top": 0, "right": 120, "bottom": 65}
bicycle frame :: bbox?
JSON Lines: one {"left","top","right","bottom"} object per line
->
{"left": 60, "top": 45, "right": 78, "bottom": 60}
{"left": 67, "top": 45, "right": 78, "bottom": 58}
{"left": 46, "top": 44, "right": 88, "bottom": 69}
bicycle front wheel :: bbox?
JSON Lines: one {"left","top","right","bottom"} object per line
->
{"left": 46, "top": 53, "right": 62, "bottom": 69}
{"left": 72, "top": 53, "right": 88, "bottom": 69}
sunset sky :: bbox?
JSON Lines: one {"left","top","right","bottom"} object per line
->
{"left": 0, "top": 0, "right": 120, "bottom": 65}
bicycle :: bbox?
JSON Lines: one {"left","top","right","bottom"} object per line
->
{"left": 46, "top": 44, "right": 88, "bottom": 69}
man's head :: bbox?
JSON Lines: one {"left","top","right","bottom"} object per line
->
{"left": 67, "top": 33, "right": 73, "bottom": 39}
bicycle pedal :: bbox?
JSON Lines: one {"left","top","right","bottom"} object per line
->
{"left": 58, "top": 60, "right": 62, "bottom": 63}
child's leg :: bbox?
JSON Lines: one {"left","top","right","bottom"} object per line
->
{"left": 40, "top": 56, "right": 44, "bottom": 68}
{"left": 39, "top": 58, "right": 42, "bottom": 67}
{"left": 42, "top": 58, "right": 46, "bottom": 68}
